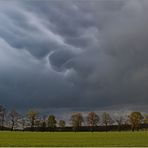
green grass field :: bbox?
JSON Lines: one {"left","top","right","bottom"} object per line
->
{"left": 0, "top": 131, "right": 148, "bottom": 147}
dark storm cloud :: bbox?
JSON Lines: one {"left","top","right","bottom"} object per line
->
{"left": 0, "top": 0, "right": 148, "bottom": 111}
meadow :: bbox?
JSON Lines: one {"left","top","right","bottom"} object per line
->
{"left": 0, "top": 131, "right": 148, "bottom": 147}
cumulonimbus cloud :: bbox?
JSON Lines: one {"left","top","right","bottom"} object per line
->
{"left": 0, "top": 0, "right": 148, "bottom": 111}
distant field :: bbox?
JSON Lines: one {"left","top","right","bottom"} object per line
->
{"left": 0, "top": 131, "right": 148, "bottom": 147}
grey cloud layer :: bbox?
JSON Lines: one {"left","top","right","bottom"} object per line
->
{"left": 0, "top": 0, "right": 148, "bottom": 110}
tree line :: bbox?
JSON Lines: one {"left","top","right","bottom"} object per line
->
{"left": 0, "top": 105, "right": 148, "bottom": 132}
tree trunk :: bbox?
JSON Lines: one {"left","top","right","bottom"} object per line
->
{"left": 31, "top": 119, "right": 34, "bottom": 131}
{"left": 105, "top": 123, "right": 108, "bottom": 132}
{"left": 11, "top": 121, "right": 14, "bottom": 131}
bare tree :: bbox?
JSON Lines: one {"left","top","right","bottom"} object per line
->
{"left": 21, "top": 117, "right": 26, "bottom": 131}
{"left": 102, "top": 112, "right": 113, "bottom": 131}
{"left": 128, "top": 112, "right": 143, "bottom": 131}
{"left": 40, "top": 116, "right": 46, "bottom": 131}
{"left": 35, "top": 117, "right": 42, "bottom": 129}
{"left": 87, "top": 112, "right": 99, "bottom": 132}
{"left": 116, "top": 116, "right": 124, "bottom": 131}
{"left": 9, "top": 109, "right": 20, "bottom": 131}
{"left": 70, "top": 113, "right": 83, "bottom": 132}
{"left": 27, "top": 110, "right": 39, "bottom": 131}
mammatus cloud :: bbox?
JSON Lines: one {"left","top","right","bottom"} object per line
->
{"left": 0, "top": 0, "right": 148, "bottom": 112}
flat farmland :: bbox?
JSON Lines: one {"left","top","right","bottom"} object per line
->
{"left": 0, "top": 131, "right": 148, "bottom": 147}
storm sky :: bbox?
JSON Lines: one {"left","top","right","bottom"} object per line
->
{"left": 0, "top": 0, "right": 148, "bottom": 112}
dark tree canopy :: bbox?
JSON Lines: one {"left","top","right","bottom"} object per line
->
{"left": 0, "top": 105, "right": 5, "bottom": 129}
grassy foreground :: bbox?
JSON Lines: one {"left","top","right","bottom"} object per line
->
{"left": 0, "top": 131, "right": 148, "bottom": 147}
